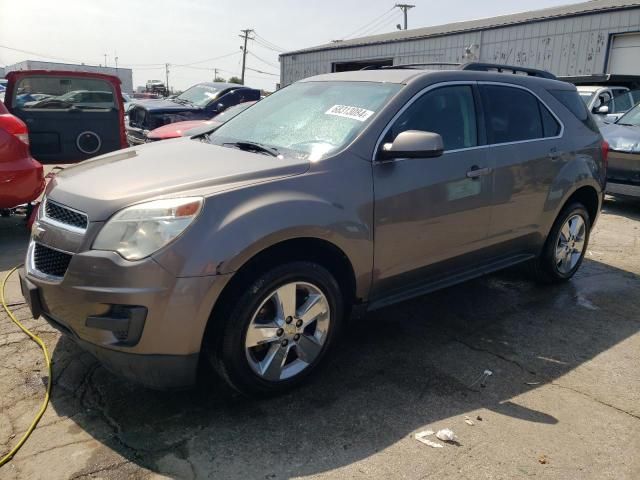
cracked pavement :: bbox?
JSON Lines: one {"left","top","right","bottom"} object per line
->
{"left": 1, "top": 197, "right": 639, "bottom": 479}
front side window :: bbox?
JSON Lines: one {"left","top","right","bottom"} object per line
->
{"left": 611, "top": 90, "right": 632, "bottom": 113}
{"left": 481, "top": 85, "right": 559, "bottom": 144}
{"left": 208, "top": 81, "right": 401, "bottom": 160}
{"left": 386, "top": 85, "right": 478, "bottom": 151}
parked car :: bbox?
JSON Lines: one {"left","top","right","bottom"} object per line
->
{"left": 126, "top": 82, "right": 261, "bottom": 145}
{"left": 146, "top": 80, "right": 167, "bottom": 96}
{"left": 600, "top": 102, "right": 640, "bottom": 198}
{"left": 4, "top": 70, "right": 127, "bottom": 163}
{"left": 577, "top": 85, "right": 640, "bottom": 119}
{"left": 0, "top": 101, "right": 45, "bottom": 211}
{"left": 20, "top": 63, "right": 605, "bottom": 395}
{"left": 147, "top": 100, "right": 257, "bottom": 141}
{"left": 24, "top": 90, "right": 114, "bottom": 109}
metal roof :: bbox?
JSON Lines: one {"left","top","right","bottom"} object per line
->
{"left": 283, "top": 0, "right": 640, "bottom": 56}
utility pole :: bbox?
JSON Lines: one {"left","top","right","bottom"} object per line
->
{"left": 114, "top": 56, "right": 119, "bottom": 71}
{"left": 395, "top": 4, "right": 415, "bottom": 30}
{"left": 103, "top": 53, "right": 108, "bottom": 67}
{"left": 239, "top": 28, "right": 254, "bottom": 85}
{"left": 165, "top": 63, "right": 170, "bottom": 95}
{"left": 213, "top": 68, "right": 218, "bottom": 81}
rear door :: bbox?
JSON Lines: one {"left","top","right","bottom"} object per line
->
{"left": 6, "top": 71, "right": 126, "bottom": 163}
{"left": 479, "top": 83, "right": 563, "bottom": 251}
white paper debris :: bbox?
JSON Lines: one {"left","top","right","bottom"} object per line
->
{"left": 464, "top": 416, "right": 474, "bottom": 426}
{"left": 436, "top": 428, "right": 458, "bottom": 442}
{"left": 415, "top": 430, "right": 444, "bottom": 448}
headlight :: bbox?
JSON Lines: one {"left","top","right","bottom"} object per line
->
{"left": 93, "top": 197, "right": 203, "bottom": 260}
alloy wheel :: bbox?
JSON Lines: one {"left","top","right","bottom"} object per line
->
{"left": 244, "top": 282, "right": 331, "bottom": 381}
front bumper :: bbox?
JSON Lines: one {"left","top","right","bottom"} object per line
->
{"left": 125, "top": 125, "right": 150, "bottom": 146}
{"left": 21, "top": 233, "right": 231, "bottom": 389}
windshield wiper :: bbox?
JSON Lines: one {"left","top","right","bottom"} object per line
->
{"left": 223, "top": 141, "right": 280, "bottom": 157}
{"left": 616, "top": 122, "right": 637, "bottom": 127}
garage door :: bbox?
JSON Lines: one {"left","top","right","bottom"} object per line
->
{"left": 608, "top": 33, "right": 640, "bottom": 75}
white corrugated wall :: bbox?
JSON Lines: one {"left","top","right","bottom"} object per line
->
{"left": 281, "top": 8, "right": 640, "bottom": 85}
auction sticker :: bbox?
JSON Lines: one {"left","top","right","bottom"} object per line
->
{"left": 325, "top": 105, "right": 375, "bottom": 122}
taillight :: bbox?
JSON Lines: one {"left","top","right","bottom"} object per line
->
{"left": 601, "top": 139, "right": 609, "bottom": 171}
{"left": 0, "top": 113, "right": 30, "bottom": 146}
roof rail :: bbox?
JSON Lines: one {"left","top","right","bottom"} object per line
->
{"left": 459, "top": 62, "right": 556, "bottom": 79}
{"left": 361, "top": 62, "right": 461, "bottom": 70}
{"left": 361, "top": 61, "right": 556, "bottom": 79}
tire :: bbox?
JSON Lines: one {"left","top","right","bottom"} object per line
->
{"left": 530, "top": 202, "right": 591, "bottom": 283}
{"left": 209, "top": 261, "right": 344, "bottom": 396}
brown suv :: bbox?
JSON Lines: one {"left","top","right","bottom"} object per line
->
{"left": 20, "top": 63, "right": 607, "bottom": 395}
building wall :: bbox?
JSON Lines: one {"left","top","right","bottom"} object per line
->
{"left": 4, "top": 60, "right": 134, "bottom": 93}
{"left": 281, "top": 8, "right": 640, "bottom": 85}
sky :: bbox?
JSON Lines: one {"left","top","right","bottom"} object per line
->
{"left": 0, "top": 0, "right": 587, "bottom": 92}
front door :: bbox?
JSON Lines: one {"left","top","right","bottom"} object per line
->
{"left": 6, "top": 72, "right": 125, "bottom": 163}
{"left": 371, "top": 83, "right": 494, "bottom": 301}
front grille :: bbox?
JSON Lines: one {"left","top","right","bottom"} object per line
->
{"left": 33, "top": 243, "right": 72, "bottom": 278}
{"left": 45, "top": 200, "right": 88, "bottom": 230}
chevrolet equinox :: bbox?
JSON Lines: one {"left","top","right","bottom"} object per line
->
{"left": 20, "top": 63, "right": 607, "bottom": 395}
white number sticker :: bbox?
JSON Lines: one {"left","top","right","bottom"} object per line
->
{"left": 325, "top": 105, "right": 375, "bottom": 122}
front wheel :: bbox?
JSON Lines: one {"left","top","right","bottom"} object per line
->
{"left": 530, "top": 202, "right": 591, "bottom": 283}
{"left": 210, "top": 261, "right": 343, "bottom": 396}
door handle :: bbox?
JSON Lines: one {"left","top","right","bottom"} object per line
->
{"left": 466, "top": 166, "right": 492, "bottom": 179}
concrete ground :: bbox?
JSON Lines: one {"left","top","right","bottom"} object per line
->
{"left": 0, "top": 196, "right": 639, "bottom": 480}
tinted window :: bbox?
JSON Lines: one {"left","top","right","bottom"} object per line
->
{"left": 387, "top": 85, "right": 477, "bottom": 151}
{"left": 481, "top": 85, "right": 547, "bottom": 144}
{"left": 13, "top": 76, "right": 116, "bottom": 110}
{"left": 549, "top": 89, "right": 599, "bottom": 133}
{"left": 540, "top": 104, "right": 561, "bottom": 137}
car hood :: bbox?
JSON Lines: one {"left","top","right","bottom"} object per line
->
{"left": 600, "top": 123, "right": 640, "bottom": 153}
{"left": 134, "top": 98, "right": 201, "bottom": 112}
{"left": 148, "top": 119, "right": 214, "bottom": 139}
{"left": 47, "top": 138, "right": 310, "bottom": 221}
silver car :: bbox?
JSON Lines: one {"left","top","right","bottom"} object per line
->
{"left": 20, "top": 63, "right": 606, "bottom": 395}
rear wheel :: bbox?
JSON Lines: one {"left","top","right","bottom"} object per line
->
{"left": 530, "top": 202, "right": 591, "bottom": 283}
{"left": 210, "top": 261, "right": 343, "bottom": 396}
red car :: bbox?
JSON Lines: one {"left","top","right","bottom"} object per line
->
{"left": 0, "top": 101, "right": 45, "bottom": 211}
{"left": 147, "top": 100, "right": 257, "bottom": 141}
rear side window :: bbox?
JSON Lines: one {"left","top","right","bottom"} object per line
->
{"left": 480, "top": 85, "right": 559, "bottom": 144}
{"left": 386, "top": 85, "right": 478, "bottom": 151}
{"left": 548, "top": 89, "right": 599, "bottom": 133}
{"left": 12, "top": 76, "right": 116, "bottom": 110}
{"left": 612, "top": 91, "right": 632, "bottom": 113}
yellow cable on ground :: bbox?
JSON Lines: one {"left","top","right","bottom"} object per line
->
{"left": 0, "top": 266, "right": 52, "bottom": 467}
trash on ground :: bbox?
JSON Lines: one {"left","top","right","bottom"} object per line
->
{"left": 526, "top": 381, "right": 541, "bottom": 386}
{"left": 538, "top": 454, "right": 549, "bottom": 464}
{"left": 464, "top": 415, "right": 474, "bottom": 426}
{"left": 469, "top": 369, "right": 493, "bottom": 388}
{"left": 476, "top": 415, "right": 483, "bottom": 421}
{"left": 436, "top": 428, "right": 458, "bottom": 442}
{"left": 415, "top": 430, "right": 444, "bottom": 448}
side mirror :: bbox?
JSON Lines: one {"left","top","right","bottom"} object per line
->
{"left": 216, "top": 102, "right": 225, "bottom": 112}
{"left": 595, "top": 105, "right": 609, "bottom": 114}
{"left": 378, "top": 130, "right": 444, "bottom": 160}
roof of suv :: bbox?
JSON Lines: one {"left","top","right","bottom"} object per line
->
{"left": 301, "top": 67, "right": 574, "bottom": 90}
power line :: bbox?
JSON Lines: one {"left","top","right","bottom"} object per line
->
{"left": 353, "top": 9, "right": 401, "bottom": 38}
{"left": 360, "top": 11, "right": 404, "bottom": 37}
{"left": 342, "top": 7, "right": 395, "bottom": 40}
{"left": 174, "top": 51, "right": 240, "bottom": 67}
{"left": 0, "top": 44, "right": 88, "bottom": 64}
{"left": 247, "top": 51, "right": 279, "bottom": 69}
{"left": 253, "top": 32, "right": 288, "bottom": 52}
{"left": 245, "top": 67, "right": 278, "bottom": 76}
